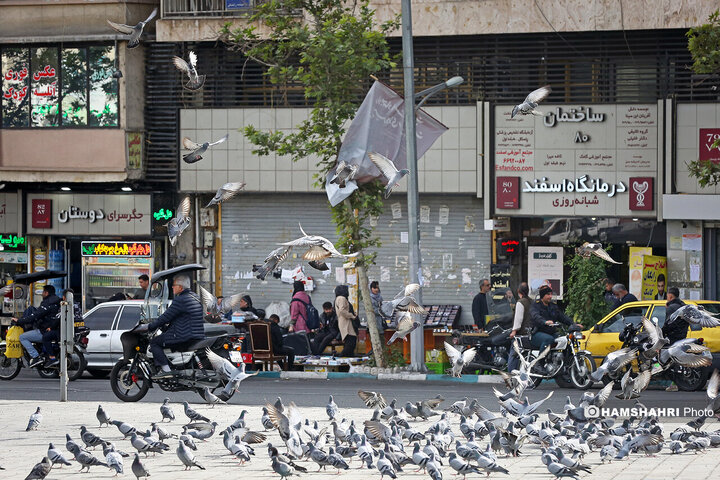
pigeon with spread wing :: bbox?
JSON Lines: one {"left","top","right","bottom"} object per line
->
{"left": 368, "top": 152, "right": 409, "bottom": 199}
{"left": 172, "top": 51, "right": 206, "bottom": 90}
{"left": 167, "top": 197, "right": 191, "bottom": 247}
{"left": 667, "top": 304, "right": 720, "bottom": 328}
{"left": 107, "top": 8, "right": 157, "bottom": 49}
{"left": 279, "top": 224, "right": 358, "bottom": 268}
{"left": 199, "top": 286, "right": 242, "bottom": 323}
{"left": 182, "top": 134, "right": 228, "bottom": 164}
{"left": 511, "top": 85, "right": 552, "bottom": 118}
{"left": 576, "top": 242, "right": 621, "bottom": 264}
{"left": 205, "top": 182, "right": 245, "bottom": 208}
{"left": 444, "top": 342, "right": 476, "bottom": 378}
{"left": 329, "top": 160, "right": 359, "bottom": 189}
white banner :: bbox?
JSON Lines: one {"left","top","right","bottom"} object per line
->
{"left": 528, "top": 246, "right": 564, "bottom": 300}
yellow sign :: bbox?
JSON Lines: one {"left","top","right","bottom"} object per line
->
{"left": 629, "top": 246, "right": 652, "bottom": 298}
{"left": 127, "top": 132, "right": 143, "bottom": 170}
{"left": 641, "top": 255, "right": 667, "bottom": 300}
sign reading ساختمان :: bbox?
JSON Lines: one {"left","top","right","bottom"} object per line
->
{"left": 493, "top": 104, "right": 657, "bottom": 217}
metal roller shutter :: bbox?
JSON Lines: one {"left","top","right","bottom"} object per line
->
{"left": 220, "top": 193, "right": 491, "bottom": 325}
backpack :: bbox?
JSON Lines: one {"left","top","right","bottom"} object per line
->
{"left": 291, "top": 298, "right": 321, "bottom": 330}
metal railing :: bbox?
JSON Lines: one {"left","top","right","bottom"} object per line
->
{"left": 161, "top": 0, "right": 301, "bottom": 18}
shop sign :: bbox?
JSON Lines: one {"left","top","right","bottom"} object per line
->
{"left": 528, "top": 246, "right": 564, "bottom": 299}
{"left": 699, "top": 128, "right": 720, "bottom": 164}
{"left": 496, "top": 176, "right": 519, "bottom": 209}
{"left": 490, "top": 263, "right": 512, "bottom": 298}
{"left": 81, "top": 241, "right": 152, "bottom": 257}
{"left": 0, "top": 234, "right": 26, "bottom": 252}
{"left": 153, "top": 208, "right": 173, "bottom": 221}
{"left": 641, "top": 255, "right": 667, "bottom": 300}
{"left": 629, "top": 177, "right": 653, "bottom": 211}
{"left": 58, "top": 206, "right": 104, "bottom": 223}
{"left": 127, "top": 132, "right": 143, "bottom": 170}
{"left": 31, "top": 199, "right": 52, "bottom": 228}
{"left": 498, "top": 239, "right": 520, "bottom": 256}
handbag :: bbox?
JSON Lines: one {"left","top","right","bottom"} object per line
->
{"left": 5, "top": 325, "right": 24, "bottom": 358}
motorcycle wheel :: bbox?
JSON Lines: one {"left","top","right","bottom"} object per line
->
{"left": 0, "top": 346, "right": 22, "bottom": 380}
{"left": 110, "top": 359, "right": 151, "bottom": 402}
{"left": 673, "top": 366, "right": 709, "bottom": 392}
{"left": 35, "top": 347, "right": 87, "bottom": 381}
{"left": 554, "top": 370, "right": 574, "bottom": 389}
{"left": 569, "top": 353, "right": 596, "bottom": 390}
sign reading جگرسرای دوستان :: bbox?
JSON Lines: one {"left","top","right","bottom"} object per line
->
{"left": 528, "top": 246, "right": 564, "bottom": 300}
{"left": 493, "top": 104, "right": 657, "bottom": 217}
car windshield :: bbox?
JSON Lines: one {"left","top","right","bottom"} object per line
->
{"left": 596, "top": 305, "right": 649, "bottom": 333}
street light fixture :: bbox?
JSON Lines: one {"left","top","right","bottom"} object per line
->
{"left": 402, "top": 0, "right": 464, "bottom": 371}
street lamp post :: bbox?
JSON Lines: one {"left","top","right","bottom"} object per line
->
{"left": 402, "top": 0, "right": 463, "bottom": 371}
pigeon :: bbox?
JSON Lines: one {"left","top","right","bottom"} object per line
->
{"left": 47, "top": 442, "right": 72, "bottom": 467}
{"left": 0, "top": 285, "right": 10, "bottom": 296}
{"left": 75, "top": 449, "right": 108, "bottom": 472}
{"left": 201, "top": 386, "right": 226, "bottom": 407}
{"left": 261, "top": 406, "right": 275, "bottom": 430}
{"left": 130, "top": 433, "right": 154, "bottom": 456}
{"left": 268, "top": 443, "right": 307, "bottom": 473}
{"left": 205, "top": 181, "right": 246, "bottom": 208}
{"left": 638, "top": 316, "right": 670, "bottom": 360}
{"left": 24, "top": 456, "right": 51, "bottom": 480}
{"left": 616, "top": 368, "right": 652, "bottom": 400}
{"left": 96, "top": 405, "right": 111, "bottom": 427}
{"left": 358, "top": 390, "right": 387, "bottom": 409}
{"left": 200, "top": 289, "right": 242, "bottom": 324}
{"left": 179, "top": 431, "right": 198, "bottom": 451}
{"left": 307, "top": 442, "right": 332, "bottom": 471}
{"left": 160, "top": 398, "right": 175, "bottom": 421}
{"left": 271, "top": 455, "right": 299, "bottom": 479}
{"left": 105, "top": 445, "right": 124, "bottom": 476}
{"left": 131, "top": 453, "right": 150, "bottom": 479}
{"left": 368, "top": 152, "right": 409, "bottom": 199}
{"left": 166, "top": 196, "right": 191, "bottom": 246}
{"left": 448, "top": 452, "right": 482, "bottom": 479}
{"left": 182, "top": 401, "right": 210, "bottom": 422}
{"left": 575, "top": 242, "right": 621, "bottom": 264}
{"left": 707, "top": 369, "right": 720, "bottom": 413}
{"left": 326, "top": 395, "right": 339, "bottom": 420}
{"left": 381, "top": 284, "right": 427, "bottom": 317}
{"left": 182, "top": 134, "right": 229, "bottom": 163}
{"left": 26, "top": 406, "right": 42, "bottom": 431}
{"left": 590, "top": 347, "right": 638, "bottom": 382}
{"left": 667, "top": 304, "right": 720, "bottom": 328}
{"left": 255, "top": 246, "right": 292, "bottom": 280}
{"left": 111, "top": 420, "right": 137, "bottom": 438}
{"left": 329, "top": 160, "right": 359, "bottom": 188}
{"left": 177, "top": 440, "right": 205, "bottom": 470}
{"left": 80, "top": 426, "right": 106, "bottom": 449}
{"left": 387, "top": 311, "right": 421, "bottom": 345}
{"left": 65, "top": 433, "right": 83, "bottom": 455}
{"left": 106, "top": 8, "right": 157, "bottom": 48}
{"left": 377, "top": 450, "right": 398, "bottom": 479}
{"left": 660, "top": 339, "right": 713, "bottom": 367}
{"left": 444, "top": 342, "right": 477, "bottom": 378}
{"left": 579, "top": 381, "right": 614, "bottom": 408}
{"left": 279, "top": 223, "right": 358, "bottom": 266}
{"left": 546, "top": 461, "right": 580, "bottom": 479}
{"left": 172, "top": 51, "right": 206, "bottom": 90}
{"left": 511, "top": 85, "right": 552, "bottom": 118}
{"left": 230, "top": 410, "right": 249, "bottom": 430}
{"left": 184, "top": 421, "right": 218, "bottom": 441}
{"left": 422, "top": 395, "right": 445, "bottom": 410}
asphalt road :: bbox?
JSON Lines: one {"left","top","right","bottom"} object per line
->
{"left": 0, "top": 367, "right": 714, "bottom": 417}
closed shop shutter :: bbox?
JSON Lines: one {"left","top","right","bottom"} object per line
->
{"left": 221, "top": 193, "right": 490, "bottom": 325}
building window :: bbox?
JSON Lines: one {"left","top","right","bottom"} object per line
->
{"left": 1, "top": 44, "right": 118, "bottom": 128}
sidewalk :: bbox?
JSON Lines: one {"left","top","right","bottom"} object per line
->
{"left": 1, "top": 398, "right": 719, "bottom": 479}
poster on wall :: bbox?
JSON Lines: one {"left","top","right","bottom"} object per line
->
{"left": 528, "top": 246, "right": 564, "bottom": 299}
{"left": 629, "top": 246, "right": 652, "bottom": 299}
{"left": 641, "top": 255, "right": 667, "bottom": 301}
{"left": 490, "top": 264, "right": 512, "bottom": 301}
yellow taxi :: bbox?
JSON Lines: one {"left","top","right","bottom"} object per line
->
{"left": 580, "top": 300, "right": 720, "bottom": 366}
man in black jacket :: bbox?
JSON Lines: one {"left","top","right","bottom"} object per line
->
{"left": 529, "top": 285, "right": 576, "bottom": 350}
{"left": 471, "top": 279, "right": 491, "bottom": 330}
{"left": 42, "top": 288, "right": 81, "bottom": 368}
{"left": 13, "top": 285, "right": 61, "bottom": 368}
{"left": 311, "top": 302, "right": 340, "bottom": 355}
{"left": 662, "top": 287, "right": 687, "bottom": 344}
{"left": 148, "top": 274, "right": 205, "bottom": 377}
{"left": 268, "top": 314, "right": 294, "bottom": 370}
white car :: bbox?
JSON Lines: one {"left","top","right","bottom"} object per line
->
{"left": 82, "top": 300, "right": 236, "bottom": 378}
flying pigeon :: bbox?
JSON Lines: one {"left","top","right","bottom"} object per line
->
{"left": 707, "top": 369, "right": 720, "bottom": 414}
{"left": 106, "top": 8, "right": 157, "bottom": 49}
{"left": 368, "top": 152, "right": 409, "bottom": 199}
{"left": 358, "top": 390, "right": 387, "bottom": 409}
{"left": 659, "top": 338, "right": 713, "bottom": 367}
{"left": 667, "top": 304, "right": 720, "bottom": 328}
{"left": 576, "top": 242, "right": 621, "bottom": 264}
{"left": 26, "top": 406, "right": 42, "bottom": 431}
{"left": 182, "top": 134, "right": 228, "bottom": 163}
{"left": 387, "top": 311, "right": 421, "bottom": 345}
{"left": 279, "top": 224, "right": 359, "bottom": 266}
{"left": 177, "top": 440, "right": 205, "bottom": 470}
{"left": 255, "top": 246, "right": 292, "bottom": 280}
{"left": 96, "top": 405, "right": 111, "bottom": 427}
{"left": 615, "top": 368, "right": 652, "bottom": 400}
{"left": 204, "top": 347, "right": 257, "bottom": 394}
{"left": 131, "top": 453, "right": 150, "bottom": 479}
{"left": 172, "top": 51, "right": 206, "bottom": 90}
{"left": 167, "top": 196, "right": 191, "bottom": 247}
{"left": 638, "top": 316, "right": 669, "bottom": 360}
{"left": 381, "top": 284, "right": 428, "bottom": 317}
{"left": 24, "top": 456, "right": 51, "bottom": 480}
{"left": 590, "top": 347, "right": 638, "bottom": 382}
{"left": 160, "top": 398, "right": 175, "bottom": 422}
{"left": 511, "top": 85, "right": 552, "bottom": 118}
{"left": 444, "top": 342, "right": 477, "bottom": 377}
{"left": 199, "top": 287, "right": 243, "bottom": 323}
{"left": 205, "top": 182, "right": 246, "bottom": 208}
{"left": 329, "top": 160, "right": 359, "bottom": 188}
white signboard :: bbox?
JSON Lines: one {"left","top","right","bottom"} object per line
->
{"left": 528, "top": 246, "right": 564, "bottom": 300}
{"left": 494, "top": 104, "right": 657, "bottom": 217}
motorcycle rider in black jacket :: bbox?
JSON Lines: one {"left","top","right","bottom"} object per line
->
{"left": 12, "top": 285, "right": 61, "bottom": 368}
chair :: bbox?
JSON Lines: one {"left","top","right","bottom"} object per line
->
{"left": 247, "top": 322, "right": 288, "bottom": 371}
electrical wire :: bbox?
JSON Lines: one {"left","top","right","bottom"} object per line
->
{"left": 619, "top": 0, "right": 637, "bottom": 66}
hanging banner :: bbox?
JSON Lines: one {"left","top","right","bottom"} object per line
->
{"left": 528, "top": 246, "right": 564, "bottom": 299}
{"left": 490, "top": 264, "right": 512, "bottom": 301}
{"left": 629, "top": 246, "right": 652, "bottom": 298}
{"left": 641, "top": 255, "right": 667, "bottom": 301}
{"left": 327, "top": 81, "right": 447, "bottom": 205}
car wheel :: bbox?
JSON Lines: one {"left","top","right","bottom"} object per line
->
{"left": 87, "top": 368, "right": 110, "bottom": 379}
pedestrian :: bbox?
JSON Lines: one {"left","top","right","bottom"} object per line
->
{"left": 611, "top": 283, "right": 637, "bottom": 310}
{"left": 134, "top": 274, "right": 149, "bottom": 299}
{"left": 334, "top": 285, "right": 357, "bottom": 357}
{"left": 601, "top": 278, "right": 615, "bottom": 305}
{"left": 369, "top": 281, "right": 386, "bottom": 332}
{"left": 529, "top": 285, "right": 579, "bottom": 351}
{"left": 268, "top": 314, "right": 295, "bottom": 370}
{"left": 13, "top": 284, "right": 61, "bottom": 368}
{"left": 662, "top": 286, "right": 686, "bottom": 392}
{"left": 289, "top": 280, "right": 310, "bottom": 333}
{"left": 655, "top": 274, "right": 667, "bottom": 300}
{"left": 472, "top": 279, "right": 491, "bottom": 331}
{"left": 311, "top": 302, "right": 340, "bottom": 355}
{"left": 507, "top": 282, "right": 532, "bottom": 372}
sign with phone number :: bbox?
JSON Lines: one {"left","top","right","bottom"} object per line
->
{"left": 81, "top": 241, "right": 152, "bottom": 257}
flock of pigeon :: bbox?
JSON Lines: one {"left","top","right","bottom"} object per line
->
{"left": 13, "top": 378, "right": 720, "bottom": 480}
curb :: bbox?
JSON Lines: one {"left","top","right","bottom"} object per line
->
{"left": 253, "top": 370, "right": 507, "bottom": 384}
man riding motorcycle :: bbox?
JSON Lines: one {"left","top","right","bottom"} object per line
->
{"left": 529, "top": 285, "right": 581, "bottom": 350}
{"left": 12, "top": 285, "right": 61, "bottom": 368}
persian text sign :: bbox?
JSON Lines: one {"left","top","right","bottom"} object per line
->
{"left": 81, "top": 241, "right": 152, "bottom": 257}
{"left": 0, "top": 234, "right": 26, "bottom": 252}
{"left": 496, "top": 176, "right": 519, "bottom": 209}
{"left": 641, "top": 255, "right": 667, "bottom": 301}
{"left": 699, "top": 128, "right": 720, "bottom": 164}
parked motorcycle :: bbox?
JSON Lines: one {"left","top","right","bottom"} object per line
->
{"left": 454, "top": 321, "right": 513, "bottom": 372}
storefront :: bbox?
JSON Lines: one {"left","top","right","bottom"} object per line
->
{"left": 1, "top": 192, "right": 26, "bottom": 320}
{"left": 24, "top": 192, "right": 163, "bottom": 311}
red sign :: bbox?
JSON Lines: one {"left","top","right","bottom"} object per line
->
{"left": 699, "top": 128, "right": 720, "bottom": 164}
{"left": 629, "top": 177, "right": 653, "bottom": 211}
{"left": 31, "top": 199, "right": 52, "bottom": 228}
{"left": 496, "top": 176, "right": 519, "bottom": 209}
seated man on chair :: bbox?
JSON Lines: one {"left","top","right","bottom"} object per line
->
{"left": 147, "top": 274, "right": 204, "bottom": 379}
{"left": 268, "top": 314, "right": 294, "bottom": 370}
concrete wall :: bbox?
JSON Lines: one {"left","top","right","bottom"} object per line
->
{"left": 675, "top": 103, "right": 720, "bottom": 195}
{"left": 178, "top": 105, "right": 478, "bottom": 194}
{"left": 157, "top": 0, "right": 718, "bottom": 42}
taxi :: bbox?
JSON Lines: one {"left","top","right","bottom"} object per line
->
{"left": 580, "top": 300, "right": 720, "bottom": 366}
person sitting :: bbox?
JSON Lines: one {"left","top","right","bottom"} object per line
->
{"left": 334, "top": 285, "right": 357, "bottom": 357}
{"left": 13, "top": 285, "right": 61, "bottom": 368}
{"left": 311, "top": 302, "right": 340, "bottom": 355}
{"left": 42, "top": 288, "right": 82, "bottom": 368}
{"left": 611, "top": 283, "right": 638, "bottom": 310}
{"left": 134, "top": 274, "right": 149, "bottom": 300}
{"left": 268, "top": 314, "right": 294, "bottom": 370}
{"left": 147, "top": 274, "right": 204, "bottom": 379}
{"left": 239, "top": 295, "right": 261, "bottom": 319}
{"left": 529, "top": 285, "right": 577, "bottom": 351}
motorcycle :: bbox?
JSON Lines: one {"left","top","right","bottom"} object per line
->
{"left": 518, "top": 324, "right": 597, "bottom": 390}
{"left": 601, "top": 319, "right": 709, "bottom": 392}
{"left": 0, "top": 327, "right": 89, "bottom": 381}
{"left": 454, "top": 321, "right": 513, "bottom": 372}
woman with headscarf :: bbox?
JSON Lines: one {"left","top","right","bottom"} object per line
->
{"left": 334, "top": 285, "right": 357, "bottom": 356}
{"left": 289, "top": 280, "right": 310, "bottom": 333}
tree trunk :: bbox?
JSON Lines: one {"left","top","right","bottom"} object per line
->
{"left": 356, "top": 262, "right": 387, "bottom": 368}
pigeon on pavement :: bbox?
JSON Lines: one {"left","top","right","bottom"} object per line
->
{"left": 24, "top": 456, "right": 51, "bottom": 480}
{"left": 177, "top": 440, "right": 205, "bottom": 470}
{"left": 75, "top": 449, "right": 108, "bottom": 472}
{"left": 368, "top": 152, "right": 409, "bottom": 199}
{"left": 131, "top": 453, "right": 150, "bottom": 479}
{"left": 47, "top": 442, "right": 72, "bottom": 467}
{"left": 96, "top": 405, "right": 111, "bottom": 427}
{"left": 160, "top": 398, "right": 175, "bottom": 422}
{"left": 183, "top": 401, "right": 211, "bottom": 422}
{"left": 105, "top": 444, "right": 124, "bottom": 476}
{"left": 26, "top": 406, "right": 42, "bottom": 431}
{"left": 326, "top": 395, "right": 339, "bottom": 420}
{"left": 111, "top": 420, "right": 137, "bottom": 438}
{"left": 201, "top": 386, "right": 226, "bottom": 407}
{"left": 80, "top": 425, "right": 106, "bottom": 449}
{"left": 106, "top": 8, "right": 157, "bottom": 49}
{"left": 172, "top": 51, "right": 206, "bottom": 90}
{"left": 511, "top": 85, "right": 552, "bottom": 118}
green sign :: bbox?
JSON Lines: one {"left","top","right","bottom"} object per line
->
{"left": 153, "top": 208, "right": 173, "bottom": 221}
{"left": 0, "top": 234, "right": 26, "bottom": 252}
